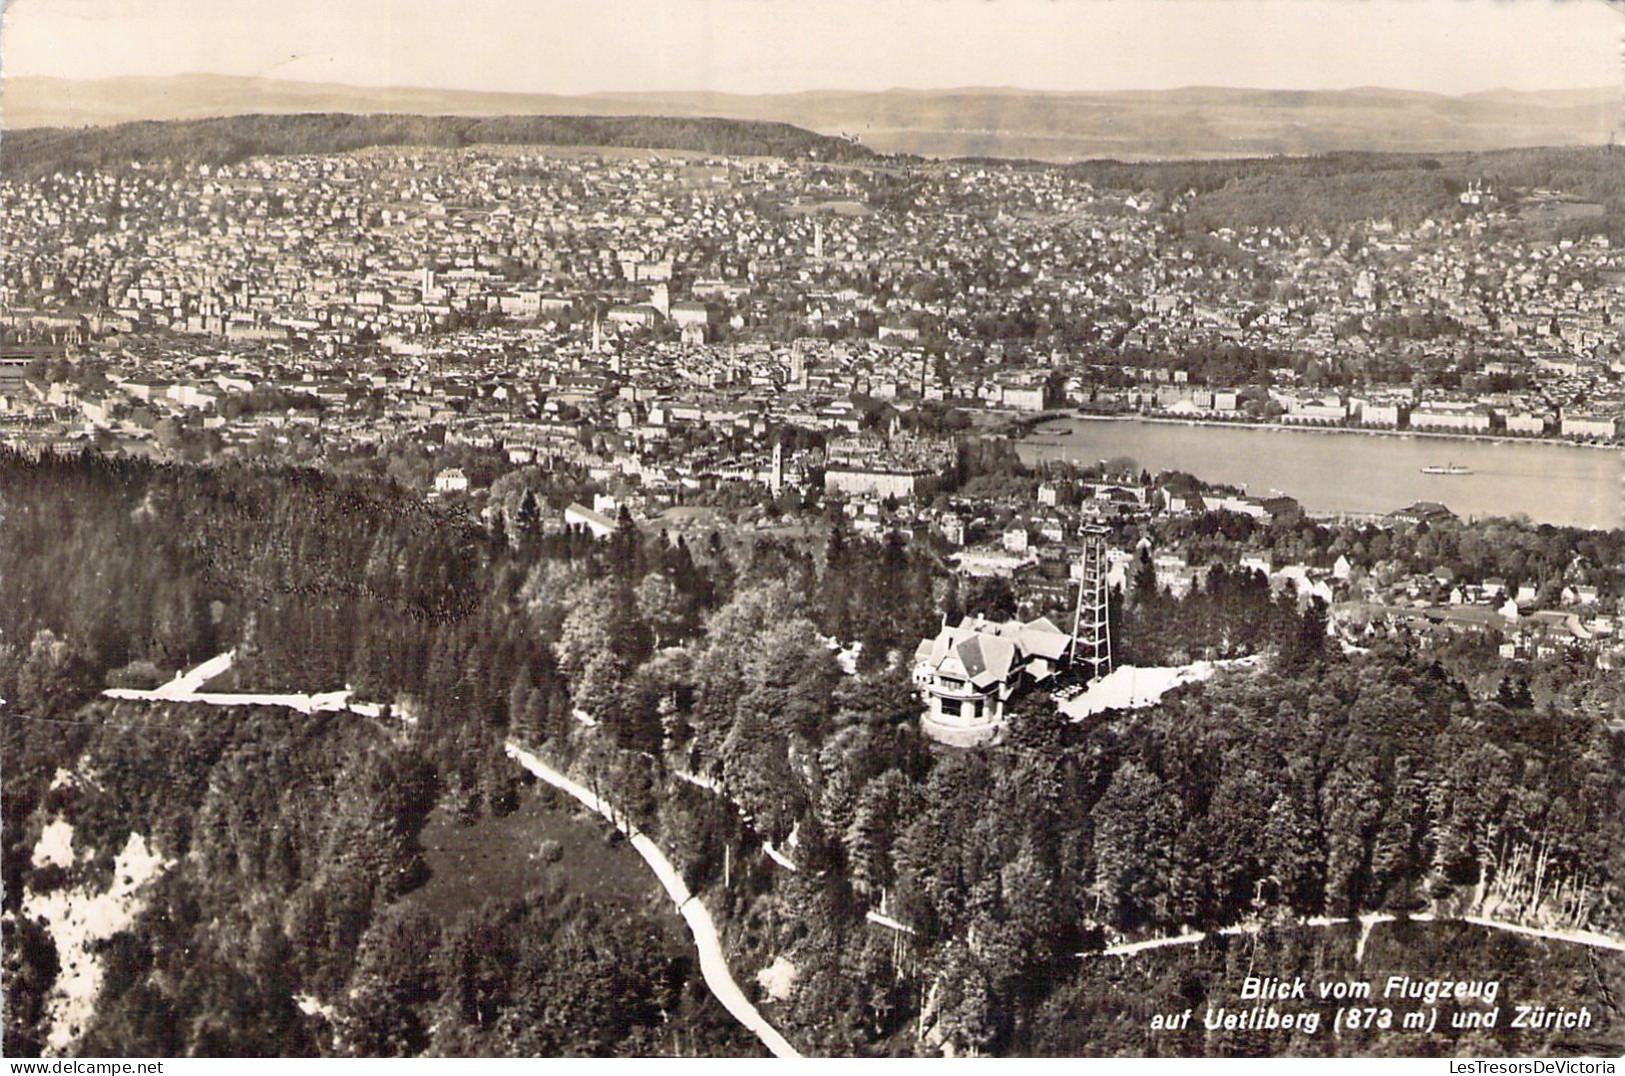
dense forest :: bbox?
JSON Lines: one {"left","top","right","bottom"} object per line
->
{"left": 0, "top": 113, "right": 876, "bottom": 179}
{"left": 0, "top": 450, "right": 751, "bottom": 1056}
{"left": 3, "top": 694, "right": 754, "bottom": 1056}
{"left": 627, "top": 601, "right": 1622, "bottom": 1054}
{"left": 2, "top": 448, "right": 1621, "bottom": 1057}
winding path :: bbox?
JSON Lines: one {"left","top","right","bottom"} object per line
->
{"left": 675, "top": 769, "right": 801, "bottom": 872}
{"left": 113, "top": 655, "right": 1623, "bottom": 1048}
{"left": 100, "top": 657, "right": 798, "bottom": 1055}
{"left": 504, "top": 743, "right": 802, "bottom": 1059}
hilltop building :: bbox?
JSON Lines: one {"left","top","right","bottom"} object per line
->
{"left": 914, "top": 528, "right": 1114, "bottom": 746}
{"left": 913, "top": 615, "right": 1072, "bottom": 747}
{"left": 432, "top": 468, "right": 469, "bottom": 494}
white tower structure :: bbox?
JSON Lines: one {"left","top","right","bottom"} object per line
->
{"left": 789, "top": 341, "right": 807, "bottom": 388}
{"left": 1070, "top": 526, "right": 1113, "bottom": 682}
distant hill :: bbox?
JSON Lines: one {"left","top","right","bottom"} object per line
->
{"left": 0, "top": 112, "right": 876, "bottom": 178}
{"left": 3, "top": 74, "right": 1619, "bottom": 160}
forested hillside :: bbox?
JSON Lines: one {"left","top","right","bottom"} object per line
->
{"left": 0, "top": 450, "right": 749, "bottom": 1056}
{"left": 0, "top": 113, "right": 875, "bottom": 179}
{"left": 2, "top": 449, "right": 1621, "bottom": 1057}
{"left": 1063, "top": 145, "right": 1625, "bottom": 237}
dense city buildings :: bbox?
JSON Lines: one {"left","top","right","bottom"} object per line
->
{"left": 2, "top": 89, "right": 1624, "bottom": 1069}
{"left": 2, "top": 140, "right": 1620, "bottom": 682}
{"left": 3, "top": 145, "right": 1621, "bottom": 466}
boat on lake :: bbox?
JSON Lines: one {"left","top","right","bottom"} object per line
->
{"left": 1420, "top": 463, "right": 1473, "bottom": 476}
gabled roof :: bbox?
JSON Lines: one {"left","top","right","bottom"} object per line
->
{"left": 1015, "top": 616, "right": 1070, "bottom": 660}
{"left": 958, "top": 633, "right": 1019, "bottom": 686}
{"left": 917, "top": 614, "right": 1071, "bottom": 686}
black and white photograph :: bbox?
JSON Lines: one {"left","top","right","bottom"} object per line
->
{"left": 1, "top": 0, "right": 1623, "bottom": 1061}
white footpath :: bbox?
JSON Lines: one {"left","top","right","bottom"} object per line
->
{"left": 147, "top": 649, "right": 237, "bottom": 698}
{"left": 1059, "top": 657, "right": 1260, "bottom": 721}
{"left": 504, "top": 742, "right": 802, "bottom": 1059}
{"left": 104, "top": 651, "right": 388, "bottom": 718}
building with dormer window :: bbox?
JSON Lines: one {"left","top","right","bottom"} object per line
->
{"left": 912, "top": 615, "right": 1072, "bottom": 746}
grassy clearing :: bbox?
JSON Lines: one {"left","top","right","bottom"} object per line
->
{"left": 396, "top": 785, "right": 688, "bottom": 950}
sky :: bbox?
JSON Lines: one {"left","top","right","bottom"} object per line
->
{"left": 2, "top": 0, "right": 1621, "bottom": 96}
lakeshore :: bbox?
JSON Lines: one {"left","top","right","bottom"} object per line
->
{"left": 1016, "top": 413, "right": 1623, "bottom": 530}
{"left": 1016, "top": 410, "right": 1623, "bottom": 452}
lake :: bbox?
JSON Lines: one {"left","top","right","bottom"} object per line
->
{"left": 1017, "top": 418, "right": 1622, "bottom": 530}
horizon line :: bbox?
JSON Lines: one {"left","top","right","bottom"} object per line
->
{"left": 7, "top": 71, "right": 1620, "bottom": 99}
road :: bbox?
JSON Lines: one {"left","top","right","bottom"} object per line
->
{"left": 123, "top": 656, "right": 1625, "bottom": 1046}
{"left": 101, "top": 657, "right": 798, "bottom": 1055}
{"left": 504, "top": 743, "right": 802, "bottom": 1059}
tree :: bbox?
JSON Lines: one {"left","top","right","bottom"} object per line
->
{"left": 1090, "top": 760, "right": 1181, "bottom": 929}
{"left": 635, "top": 572, "right": 692, "bottom": 649}
{"left": 1279, "top": 596, "right": 1329, "bottom": 671}
{"left": 1133, "top": 549, "right": 1159, "bottom": 605}
{"left": 15, "top": 629, "right": 95, "bottom": 720}
{"left": 609, "top": 506, "right": 642, "bottom": 580}
{"left": 720, "top": 707, "right": 804, "bottom": 842}
{"left": 691, "top": 581, "right": 810, "bottom": 729}
{"left": 554, "top": 580, "right": 650, "bottom": 680}
{"left": 487, "top": 509, "right": 508, "bottom": 555}
{"left": 149, "top": 581, "right": 210, "bottom": 670}
{"left": 739, "top": 619, "right": 841, "bottom": 741}
{"left": 337, "top": 907, "right": 442, "bottom": 1056}
{"left": 1319, "top": 753, "right": 1384, "bottom": 915}
{"left": 962, "top": 577, "right": 1017, "bottom": 622}
{"left": 847, "top": 770, "right": 910, "bottom": 899}
{"left": 571, "top": 653, "right": 631, "bottom": 732}
{"left": 513, "top": 490, "right": 541, "bottom": 549}
{"left": 2, "top": 915, "right": 59, "bottom": 1056}
{"left": 153, "top": 417, "right": 185, "bottom": 454}
{"left": 834, "top": 661, "right": 919, "bottom": 726}
{"left": 927, "top": 941, "right": 999, "bottom": 1055}
{"left": 1496, "top": 675, "right": 1534, "bottom": 710}
{"left": 1260, "top": 785, "right": 1324, "bottom": 912}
